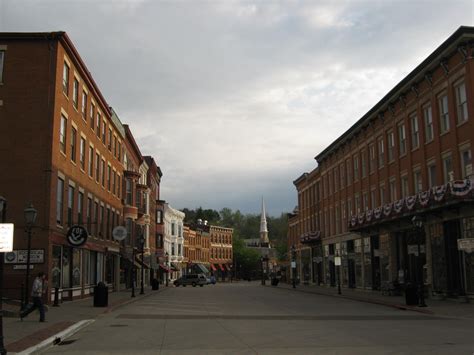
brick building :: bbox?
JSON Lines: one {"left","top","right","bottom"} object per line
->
{"left": 0, "top": 32, "right": 126, "bottom": 301}
{"left": 289, "top": 26, "right": 474, "bottom": 299}
{"left": 209, "top": 225, "right": 233, "bottom": 280}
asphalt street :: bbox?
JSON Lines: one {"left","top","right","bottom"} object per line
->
{"left": 42, "top": 282, "right": 474, "bottom": 354}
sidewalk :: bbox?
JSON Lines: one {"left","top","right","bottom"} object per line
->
{"left": 268, "top": 282, "right": 474, "bottom": 320}
{"left": 3, "top": 286, "right": 167, "bottom": 353}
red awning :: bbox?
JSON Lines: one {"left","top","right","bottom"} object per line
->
{"left": 159, "top": 264, "right": 170, "bottom": 272}
{"left": 219, "top": 264, "right": 225, "bottom": 271}
{"left": 211, "top": 264, "right": 217, "bottom": 271}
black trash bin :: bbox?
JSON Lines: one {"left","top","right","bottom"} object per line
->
{"left": 151, "top": 278, "right": 159, "bottom": 290}
{"left": 93, "top": 282, "right": 108, "bottom": 307}
{"left": 271, "top": 278, "right": 279, "bottom": 286}
{"left": 405, "top": 283, "right": 418, "bottom": 305}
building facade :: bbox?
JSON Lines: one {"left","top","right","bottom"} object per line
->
{"left": 163, "top": 203, "right": 185, "bottom": 281}
{"left": 289, "top": 26, "right": 474, "bottom": 299}
{"left": 209, "top": 225, "right": 233, "bottom": 280}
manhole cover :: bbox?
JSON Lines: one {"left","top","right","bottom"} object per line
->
{"left": 58, "top": 339, "right": 76, "bottom": 346}
{"left": 110, "top": 324, "right": 128, "bottom": 327}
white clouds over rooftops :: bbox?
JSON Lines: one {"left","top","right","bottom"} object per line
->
{"left": 1, "top": 0, "right": 472, "bottom": 215}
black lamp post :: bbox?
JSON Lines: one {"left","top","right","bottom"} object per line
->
{"left": 23, "top": 203, "right": 37, "bottom": 309}
{"left": 291, "top": 245, "right": 296, "bottom": 289}
{"left": 140, "top": 234, "right": 145, "bottom": 295}
{"left": 165, "top": 252, "right": 169, "bottom": 287}
{"left": 0, "top": 196, "right": 8, "bottom": 355}
{"left": 411, "top": 216, "right": 427, "bottom": 307}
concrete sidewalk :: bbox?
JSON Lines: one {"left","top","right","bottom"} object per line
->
{"left": 268, "top": 282, "right": 474, "bottom": 319}
{"left": 3, "top": 286, "right": 168, "bottom": 353}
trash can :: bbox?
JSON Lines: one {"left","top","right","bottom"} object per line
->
{"left": 271, "top": 278, "right": 279, "bottom": 286}
{"left": 93, "top": 282, "right": 108, "bottom": 307}
{"left": 405, "top": 283, "right": 418, "bottom": 305}
{"left": 151, "top": 278, "right": 159, "bottom": 290}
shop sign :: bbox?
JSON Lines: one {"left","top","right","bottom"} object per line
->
{"left": 112, "top": 226, "right": 127, "bottom": 241}
{"left": 312, "top": 256, "right": 323, "bottom": 263}
{"left": 457, "top": 238, "right": 474, "bottom": 253}
{"left": 407, "top": 245, "right": 425, "bottom": 256}
{"left": 0, "top": 223, "right": 14, "bottom": 252}
{"left": 13, "top": 265, "right": 34, "bottom": 270}
{"left": 67, "top": 225, "right": 88, "bottom": 247}
{"left": 334, "top": 256, "right": 342, "bottom": 266}
{"left": 4, "top": 249, "right": 44, "bottom": 264}
{"left": 291, "top": 261, "right": 296, "bottom": 268}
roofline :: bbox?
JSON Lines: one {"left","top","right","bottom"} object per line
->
{"left": 315, "top": 25, "right": 474, "bottom": 163}
{"left": 123, "top": 125, "right": 144, "bottom": 163}
{"left": 293, "top": 172, "right": 308, "bottom": 186}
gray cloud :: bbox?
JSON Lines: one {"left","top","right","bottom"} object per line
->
{"left": 2, "top": 0, "right": 473, "bottom": 215}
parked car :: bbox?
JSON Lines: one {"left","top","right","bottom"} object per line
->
{"left": 173, "top": 274, "right": 207, "bottom": 287}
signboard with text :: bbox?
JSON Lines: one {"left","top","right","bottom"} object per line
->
{"left": 4, "top": 249, "right": 44, "bottom": 264}
{"left": 458, "top": 238, "right": 474, "bottom": 253}
{"left": 0, "top": 223, "right": 14, "bottom": 252}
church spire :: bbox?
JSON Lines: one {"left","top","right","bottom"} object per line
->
{"left": 260, "top": 197, "right": 269, "bottom": 245}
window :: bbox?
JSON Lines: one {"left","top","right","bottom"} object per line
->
{"left": 442, "top": 154, "right": 453, "bottom": 183}
{"left": 112, "top": 171, "right": 116, "bottom": 195}
{"left": 410, "top": 113, "right": 419, "bottom": 149}
{"left": 72, "top": 78, "right": 79, "bottom": 109}
{"left": 423, "top": 105, "right": 433, "bottom": 142}
{"left": 62, "top": 62, "right": 69, "bottom": 95}
{"left": 427, "top": 162, "right": 437, "bottom": 188}
{"left": 387, "top": 131, "right": 395, "bottom": 162}
{"left": 79, "top": 137, "right": 86, "bottom": 170}
{"left": 413, "top": 169, "right": 422, "bottom": 193}
{"left": 78, "top": 191, "right": 83, "bottom": 224}
{"left": 438, "top": 94, "right": 450, "bottom": 133}
{"left": 353, "top": 155, "right": 359, "bottom": 181}
{"left": 107, "top": 165, "right": 111, "bottom": 191}
{"left": 333, "top": 168, "right": 338, "bottom": 192}
{"left": 90, "top": 103, "right": 95, "bottom": 129}
{"left": 102, "top": 121, "right": 106, "bottom": 144}
{"left": 156, "top": 210, "right": 163, "bottom": 224}
{"left": 346, "top": 159, "right": 352, "bottom": 186}
{"left": 95, "top": 152, "right": 100, "bottom": 182}
{"left": 401, "top": 175, "right": 409, "bottom": 198}
{"left": 455, "top": 82, "right": 468, "bottom": 124}
{"left": 362, "top": 192, "right": 368, "bottom": 211}
{"left": 369, "top": 144, "right": 376, "bottom": 173}
{"left": 113, "top": 136, "right": 117, "bottom": 157}
{"left": 389, "top": 178, "right": 397, "bottom": 202}
{"left": 118, "top": 142, "right": 122, "bottom": 161}
{"left": 126, "top": 179, "right": 132, "bottom": 205}
{"left": 59, "top": 115, "right": 67, "bottom": 154}
{"left": 398, "top": 123, "right": 406, "bottom": 156}
{"left": 339, "top": 164, "right": 345, "bottom": 189}
{"left": 0, "top": 51, "right": 5, "bottom": 83}
{"left": 81, "top": 91, "right": 88, "bottom": 118}
{"left": 56, "top": 178, "right": 64, "bottom": 225}
{"left": 67, "top": 185, "right": 74, "bottom": 227}
{"left": 87, "top": 197, "right": 92, "bottom": 232}
{"left": 101, "top": 159, "right": 106, "bottom": 187}
{"left": 460, "top": 147, "right": 472, "bottom": 178}
{"left": 361, "top": 150, "right": 367, "bottom": 178}
{"left": 379, "top": 184, "right": 385, "bottom": 205}
{"left": 108, "top": 128, "right": 112, "bottom": 151}
{"left": 354, "top": 194, "right": 360, "bottom": 214}
{"left": 100, "top": 205, "right": 105, "bottom": 237}
{"left": 378, "top": 137, "right": 384, "bottom": 168}
{"left": 88, "top": 146, "right": 94, "bottom": 177}
{"left": 171, "top": 223, "right": 176, "bottom": 236}
{"left": 71, "top": 127, "right": 77, "bottom": 162}
{"left": 370, "top": 189, "right": 376, "bottom": 208}
{"left": 96, "top": 113, "right": 101, "bottom": 137}
{"left": 94, "top": 202, "right": 99, "bottom": 236}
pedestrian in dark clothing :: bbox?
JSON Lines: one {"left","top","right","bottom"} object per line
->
{"left": 20, "top": 272, "right": 46, "bottom": 322}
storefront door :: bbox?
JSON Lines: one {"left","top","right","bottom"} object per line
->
{"left": 444, "top": 220, "right": 463, "bottom": 296}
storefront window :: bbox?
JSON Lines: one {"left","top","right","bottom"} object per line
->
{"left": 363, "top": 237, "right": 372, "bottom": 288}
{"left": 84, "top": 250, "right": 90, "bottom": 285}
{"left": 355, "top": 239, "right": 362, "bottom": 287}
{"left": 62, "top": 247, "right": 71, "bottom": 288}
{"left": 97, "top": 253, "right": 104, "bottom": 283}
{"left": 462, "top": 217, "right": 474, "bottom": 294}
{"left": 106, "top": 254, "right": 115, "bottom": 284}
{"left": 90, "top": 251, "right": 97, "bottom": 285}
{"left": 52, "top": 245, "right": 62, "bottom": 288}
{"left": 72, "top": 248, "right": 81, "bottom": 287}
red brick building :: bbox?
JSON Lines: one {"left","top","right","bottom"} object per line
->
{"left": 289, "top": 26, "right": 474, "bottom": 299}
{"left": 0, "top": 32, "right": 125, "bottom": 301}
{"left": 209, "top": 225, "right": 233, "bottom": 280}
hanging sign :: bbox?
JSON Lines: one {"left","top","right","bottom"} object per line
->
{"left": 0, "top": 224, "right": 14, "bottom": 252}
{"left": 112, "top": 226, "right": 127, "bottom": 241}
{"left": 457, "top": 238, "right": 474, "bottom": 253}
{"left": 334, "top": 256, "right": 342, "bottom": 266}
{"left": 66, "top": 225, "right": 88, "bottom": 247}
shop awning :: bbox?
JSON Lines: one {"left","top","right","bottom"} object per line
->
{"left": 211, "top": 264, "right": 217, "bottom": 271}
{"left": 171, "top": 262, "right": 180, "bottom": 271}
{"left": 159, "top": 264, "right": 170, "bottom": 272}
{"left": 135, "top": 256, "right": 150, "bottom": 269}
{"left": 196, "top": 263, "right": 209, "bottom": 274}
{"left": 219, "top": 264, "right": 225, "bottom": 271}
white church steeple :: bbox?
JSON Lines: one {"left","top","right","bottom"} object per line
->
{"left": 260, "top": 197, "right": 269, "bottom": 246}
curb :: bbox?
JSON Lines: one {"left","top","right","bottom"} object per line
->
{"left": 101, "top": 287, "right": 166, "bottom": 314}
{"left": 15, "top": 319, "right": 94, "bottom": 355}
{"left": 267, "top": 285, "right": 435, "bottom": 315}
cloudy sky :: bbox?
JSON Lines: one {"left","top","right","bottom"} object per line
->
{"left": 1, "top": 0, "right": 473, "bottom": 215}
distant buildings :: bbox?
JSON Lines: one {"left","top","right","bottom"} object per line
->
{"left": 288, "top": 26, "right": 474, "bottom": 299}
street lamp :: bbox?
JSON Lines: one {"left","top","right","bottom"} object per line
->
{"left": 23, "top": 203, "right": 37, "bottom": 309}
{"left": 411, "top": 215, "right": 427, "bottom": 307}
{"left": 165, "top": 252, "right": 169, "bottom": 287}
{"left": 139, "top": 233, "right": 145, "bottom": 295}
{"left": 291, "top": 245, "right": 296, "bottom": 289}
{"left": 0, "top": 197, "right": 8, "bottom": 355}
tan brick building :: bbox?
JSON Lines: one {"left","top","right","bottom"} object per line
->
{"left": 289, "top": 26, "right": 474, "bottom": 299}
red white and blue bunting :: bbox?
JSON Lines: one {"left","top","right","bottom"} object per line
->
{"left": 348, "top": 179, "right": 473, "bottom": 228}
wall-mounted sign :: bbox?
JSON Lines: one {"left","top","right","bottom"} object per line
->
{"left": 4, "top": 249, "right": 44, "bottom": 264}
{"left": 67, "top": 225, "right": 88, "bottom": 247}
{"left": 112, "top": 226, "right": 127, "bottom": 241}
{"left": 458, "top": 238, "right": 474, "bottom": 253}
{"left": 0, "top": 223, "right": 14, "bottom": 252}
{"left": 291, "top": 261, "right": 296, "bottom": 268}
{"left": 334, "top": 256, "right": 342, "bottom": 266}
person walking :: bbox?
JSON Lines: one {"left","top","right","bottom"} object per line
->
{"left": 20, "top": 272, "right": 46, "bottom": 322}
